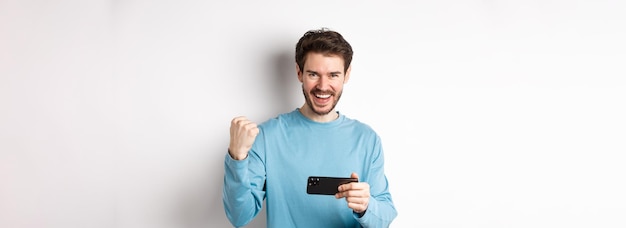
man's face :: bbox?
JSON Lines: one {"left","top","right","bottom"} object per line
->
{"left": 297, "top": 52, "right": 351, "bottom": 116}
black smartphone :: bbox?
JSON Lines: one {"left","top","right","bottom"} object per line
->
{"left": 307, "top": 176, "right": 358, "bottom": 195}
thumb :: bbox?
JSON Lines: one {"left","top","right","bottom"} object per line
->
{"left": 351, "top": 172, "right": 359, "bottom": 181}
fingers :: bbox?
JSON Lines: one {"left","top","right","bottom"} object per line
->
{"left": 351, "top": 172, "right": 359, "bottom": 180}
{"left": 344, "top": 196, "right": 368, "bottom": 204}
{"left": 338, "top": 182, "right": 369, "bottom": 194}
{"left": 335, "top": 182, "right": 370, "bottom": 199}
{"left": 335, "top": 189, "right": 369, "bottom": 198}
{"left": 231, "top": 116, "right": 259, "bottom": 134}
{"left": 336, "top": 181, "right": 370, "bottom": 213}
{"left": 231, "top": 116, "right": 259, "bottom": 137}
{"left": 229, "top": 116, "right": 259, "bottom": 160}
{"left": 335, "top": 173, "right": 370, "bottom": 212}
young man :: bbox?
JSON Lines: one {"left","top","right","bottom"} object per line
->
{"left": 223, "top": 28, "right": 397, "bottom": 227}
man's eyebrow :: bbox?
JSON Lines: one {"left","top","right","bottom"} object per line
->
{"left": 305, "top": 70, "right": 343, "bottom": 75}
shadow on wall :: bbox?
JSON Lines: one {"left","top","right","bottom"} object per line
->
{"left": 173, "top": 161, "right": 226, "bottom": 228}
{"left": 169, "top": 48, "right": 296, "bottom": 228}
{"left": 269, "top": 48, "right": 302, "bottom": 116}
{"left": 171, "top": 154, "right": 268, "bottom": 228}
{"left": 167, "top": 142, "right": 269, "bottom": 227}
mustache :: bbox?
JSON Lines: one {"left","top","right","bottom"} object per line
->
{"left": 310, "top": 88, "right": 335, "bottom": 95}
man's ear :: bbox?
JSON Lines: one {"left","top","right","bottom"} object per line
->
{"left": 344, "top": 65, "right": 352, "bottom": 84}
{"left": 296, "top": 64, "right": 303, "bottom": 83}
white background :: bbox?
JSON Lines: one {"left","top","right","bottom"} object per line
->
{"left": 1, "top": 0, "right": 625, "bottom": 227}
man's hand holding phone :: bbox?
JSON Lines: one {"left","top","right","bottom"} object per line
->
{"left": 335, "top": 173, "right": 370, "bottom": 215}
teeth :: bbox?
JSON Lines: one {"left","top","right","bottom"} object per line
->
{"left": 315, "top": 94, "right": 331, "bottom": 98}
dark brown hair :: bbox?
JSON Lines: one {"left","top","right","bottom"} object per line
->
{"left": 295, "top": 28, "right": 353, "bottom": 73}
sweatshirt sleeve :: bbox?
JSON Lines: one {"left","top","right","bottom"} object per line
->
{"left": 222, "top": 128, "right": 267, "bottom": 227}
{"left": 355, "top": 134, "right": 398, "bottom": 227}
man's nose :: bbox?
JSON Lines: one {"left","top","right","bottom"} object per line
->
{"left": 316, "top": 75, "right": 330, "bottom": 89}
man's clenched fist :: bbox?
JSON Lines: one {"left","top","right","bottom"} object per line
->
{"left": 228, "top": 116, "right": 259, "bottom": 160}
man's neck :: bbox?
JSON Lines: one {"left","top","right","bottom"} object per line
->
{"left": 299, "top": 105, "right": 339, "bottom": 123}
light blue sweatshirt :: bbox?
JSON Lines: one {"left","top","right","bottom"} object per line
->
{"left": 223, "top": 109, "right": 397, "bottom": 227}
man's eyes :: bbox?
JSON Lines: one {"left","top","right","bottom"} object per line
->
{"left": 307, "top": 73, "right": 340, "bottom": 78}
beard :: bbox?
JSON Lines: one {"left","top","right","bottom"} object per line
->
{"left": 302, "top": 86, "right": 343, "bottom": 116}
